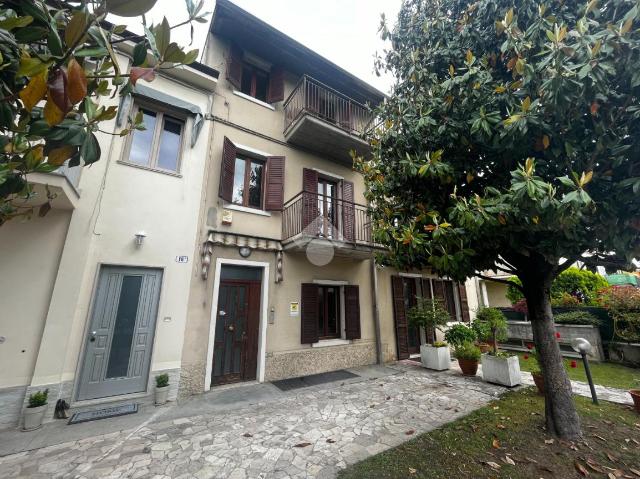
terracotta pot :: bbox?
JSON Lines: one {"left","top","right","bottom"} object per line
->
{"left": 532, "top": 372, "right": 545, "bottom": 395}
{"left": 458, "top": 358, "right": 479, "bottom": 376}
{"left": 477, "top": 342, "right": 492, "bottom": 354}
{"left": 630, "top": 390, "right": 640, "bottom": 414}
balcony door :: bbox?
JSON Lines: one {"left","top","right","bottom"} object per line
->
{"left": 317, "top": 178, "right": 338, "bottom": 239}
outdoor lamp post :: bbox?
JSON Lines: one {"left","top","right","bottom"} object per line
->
{"left": 571, "top": 338, "right": 598, "bottom": 405}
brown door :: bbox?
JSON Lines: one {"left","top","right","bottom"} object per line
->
{"left": 211, "top": 275, "right": 261, "bottom": 386}
{"left": 403, "top": 279, "right": 420, "bottom": 355}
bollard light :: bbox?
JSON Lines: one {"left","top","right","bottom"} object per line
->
{"left": 571, "top": 337, "right": 598, "bottom": 405}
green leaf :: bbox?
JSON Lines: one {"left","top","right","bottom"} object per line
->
{"left": 16, "top": 56, "right": 51, "bottom": 77}
{"left": 65, "top": 11, "right": 88, "bottom": 47}
{"left": 75, "top": 46, "right": 109, "bottom": 57}
{"left": 132, "top": 41, "right": 148, "bottom": 66}
{"left": 80, "top": 131, "right": 101, "bottom": 164}
{"left": 0, "top": 16, "right": 33, "bottom": 31}
{"left": 154, "top": 17, "right": 171, "bottom": 57}
{"left": 183, "top": 49, "right": 199, "bottom": 64}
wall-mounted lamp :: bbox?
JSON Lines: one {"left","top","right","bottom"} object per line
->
{"left": 134, "top": 231, "right": 147, "bottom": 247}
{"left": 239, "top": 246, "right": 252, "bottom": 258}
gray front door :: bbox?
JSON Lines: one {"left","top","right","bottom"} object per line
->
{"left": 77, "top": 266, "right": 162, "bottom": 401}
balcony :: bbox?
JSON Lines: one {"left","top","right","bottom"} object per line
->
{"left": 283, "top": 76, "right": 374, "bottom": 165}
{"left": 282, "top": 191, "right": 384, "bottom": 259}
{"left": 26, "top": 162, "right": 81, "bottom": 210}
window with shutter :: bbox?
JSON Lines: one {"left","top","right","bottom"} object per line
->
{"left": 267, "top": 66, "right": 285, "bottom": 103}
{"left": 391, "top": 276, "right": 410, "bottom": 360}
{"left": 300, "top": 283, "right": 320, "bottom": 344}
{"left": 226, "top": 44, "right": 243, "bottom": 89}
{"left": 302, "top": 168, "right": 318, "bottom": 231}
{"left": 458, "top": 283, "right": 471, "bottom": 322}
{"left": 219, "top": 137, "right": 236, "bottom": 202}
{"left": 264, "top": 156, "right": 285, "bottom": 211}
{"left": 342, "top": 180, "right": 355, "bottom": 242}
{"left": 344, "top": 285, "right": 361, "bottom": 340}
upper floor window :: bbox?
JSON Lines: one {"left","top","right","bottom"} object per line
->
{"left": 240, "top": 64, "right": 269, "bottom": 103}
{"left": 226, "top": 45, "right": 284, "bottom": 104}
{"left": 219, "top": 137, "right": 285, "bottom": 211}
{"left": 232, "top": 155, "right": 265, "bottom": 209}
{"left": 126, "top": 104, "right": 185, "bottom": 174}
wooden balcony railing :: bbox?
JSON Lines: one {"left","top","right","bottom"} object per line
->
{"left": 283, "top": 75, "right": 374, "bottom": 137}
{"left": 282, "top": 191, "right": 375, "bottom": 245}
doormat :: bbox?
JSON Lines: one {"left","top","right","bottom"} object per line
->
{"left": 68, "top": 403, "right": 138, "bottom": 425}
{"left": 271, "top": 369, "right": 359, "bottom": 392}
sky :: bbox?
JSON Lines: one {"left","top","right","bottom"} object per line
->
{"left": 108, "top": 0, "right": 402, "bottom": 94}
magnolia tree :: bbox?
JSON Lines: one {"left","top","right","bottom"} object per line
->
{"left": 0, "top": 0, "right": 208, "bottom": 223}
{"left": 359, "top": 0, "right": 640, "bottom": 439}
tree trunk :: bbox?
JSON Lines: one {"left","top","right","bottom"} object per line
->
{"left": 521, "top": 272, "right": 582, "bottom": 440}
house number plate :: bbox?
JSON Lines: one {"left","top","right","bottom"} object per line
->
{"left": 175, "top": 256, "right": 189, "bottom": 263}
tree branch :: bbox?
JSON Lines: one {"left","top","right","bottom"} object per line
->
{"left": 477, "top": 273, "right": 522, "bottom": 292}
{"left": 555, "top": 256, "right": 579, "bottom": 275}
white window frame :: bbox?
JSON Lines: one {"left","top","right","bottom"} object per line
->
{"left": 121, "top": 101, "right": 187, "bottom": 175}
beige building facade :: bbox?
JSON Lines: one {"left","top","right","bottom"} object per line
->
{"left": 0, "top": 0, "right": 480, "bottom": 430}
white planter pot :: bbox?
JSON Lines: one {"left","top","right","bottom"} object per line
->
{"left": 155, "top": 386, "right": 170, "bottom": 405}
{"left": 22, "top": 404, "right": 47, "bottom": 431}
{"left": 420, "top": 344, "right": 451, "bottom": 371}
{"left": 481, "top": 354, "right": 521, "bottom": 387}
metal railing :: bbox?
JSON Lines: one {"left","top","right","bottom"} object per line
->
{"left": 283, "top": 75, "right": 374, "bottom": 137}
{"left": 282, "top": 191, "right": 375, "bottom": 245}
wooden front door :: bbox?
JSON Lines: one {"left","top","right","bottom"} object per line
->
{"left": 211, "top": 274, "right": 261, "bottom": 386}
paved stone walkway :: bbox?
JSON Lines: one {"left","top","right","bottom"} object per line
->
{"left": 0, "top": 365, "right": 504, "bottom": 479}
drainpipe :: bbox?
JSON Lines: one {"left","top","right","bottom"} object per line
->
{"left": 370, "top": 258, "right": 384, "bottom": 364}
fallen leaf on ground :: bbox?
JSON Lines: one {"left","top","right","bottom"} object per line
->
{"left": 545, "top": 439, "right": 555, "bottom": 444}
{"left": 408, "top": 467, "right": 417, "bottom": 474}
{"left": 606, "top": 452, "right": 619, "bottom": 462}
{"left": 492, "top": 438, "right": 501, "bottom": 449}
{"left": 525, "top": 457, "right": 538, "bottom": 464}
{"left": 326, "top": 439, "right": 336, "bottom": 444}
{"left": 293, "top": 442, "right": 311, "bottom": 448}
{"left": 242, "top": 433, "right": 253, "bottom": 437}
{"left": 502, "top": 456, "right": 515, "bottom": 465}
{"left": 405, "top": 430, "right": 415, "bottom": 435}
{"left": 575, "top": 460, "right": 590, "bottom": 476}
{"left": 593, "top": 434, "right": 607, "bottom": 442}
{"left": 586, "top": 458, "right": 604, "bottom": 473}
{"left": 497, "top": 424, "right": 506, "bottom": 429}
{"left": 484, "top": 461, "right": 501, "bottom": 470}
{"left": 630, "top": 469, "right": 640, "bottom": 478}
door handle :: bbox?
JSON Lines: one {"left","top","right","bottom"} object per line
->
{"left": 228, "top": 325, "right": 234, "bottom": 332}
{"left": 219, "top": 310, "right": 226, "bottom": 316}
{"left": 89, "top": 331, "right": 96, "bottom": 342}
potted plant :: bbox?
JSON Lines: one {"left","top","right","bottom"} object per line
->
{"left": 407, "top": 297, "right": 452, "bottom": 370}
{"left": 23, "top": 389, "right": 48, "bottom": 431}
{"left": 477, "top": 308, "right": 521, "bottom": 387}
{"left": 454, "top": 341, "right": 481, "bottom": 376}
{"left": 155, "top": 373, "right": 170, "bottom": 405}
{"left": 471, "top": 319, "right": 492, "bottom": 353}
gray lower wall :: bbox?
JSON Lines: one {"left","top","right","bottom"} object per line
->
{"left": 608, "top": 342, "right": 640, "bottom": 367}
{"left": 0, "top": 385, "right": 27, "bottom": 431}
{"left": 264, "top": 341, "right": 377, "bottom": 382}
{"left": 506, "top": 321, "right": 605, "bottom": 360}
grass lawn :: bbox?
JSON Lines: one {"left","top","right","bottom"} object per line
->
{"left": 338, "top": 389, "right": 640, "bottom": 479}
{"left": 516, "top": 352, "right": 640, "bottom": 390}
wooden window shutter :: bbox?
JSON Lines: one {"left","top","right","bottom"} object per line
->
{"left": 458, "top": 282, "right": 471, "bottom": 322}
{"left": 226, "top": 44, "right": 243, "bottom": 89}
{"left": 391, "top": 276, "right": 410, "bottom": 360}
{"left": 264, "top": 156, "right": 285, "bottom": 211}
{"left": 300, "top": 283, "right": 319, "bottom": 344}
{"left": 342, "top": 180, "right": 355, "bottom": 242}
{"left": 302, "top": 168, "right": 318, "bottom": 231}
{"left": 219, "top": 137, "right": 236, "bottom": 202}
{"left": 267, "top": 66, "right": 285, "bottom": 103}
{"left": 344, "top": 285, "right": 361, "bottom": 340}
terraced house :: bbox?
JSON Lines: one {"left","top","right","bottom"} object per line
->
{"left": 0, "top": 0, "right": 480, "bottom": 429}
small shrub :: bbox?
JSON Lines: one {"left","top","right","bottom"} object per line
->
{"left": 553, "top": 311, "right": 602, "bottom": 326}
{"left": 454, "top": 342, "right": 481, "bottom": 361}
{"left": 28, "top": 389, "right": 48, "bottom": 408}
{"left": 512, "top": 298, "right": 528, "bottom": 314}
{"left": 444, "top": 324, "right": 476, "bottom": 347}
{"left": 432, "top": 340, "right": 448, "bottom": 348}
{"left": 507, "top": 268, "right": 608, "bottom": 306}
{"left": 155, "top": 373, "right": 169, "bottom": 388}
{"left": 407, "top": 297, "right": 451, "bottom": 343}
{"left": 474, "top": 307, "right": 507, "bottom": 354}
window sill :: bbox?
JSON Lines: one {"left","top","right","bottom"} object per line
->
{"left": 223, "top": 203, "right": 272, "bottom": 217}
{"left": 233, "top": 91, "right": 276, "bottom": 111}
{"left": 312, "top": 338, "right": 351, "bottom": 348}
{"left": 117, "top": 160, "right": 182, "bottom": 178}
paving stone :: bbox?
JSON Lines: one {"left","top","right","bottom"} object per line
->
{"left": 0, "top": 364, "right": 508, "bottom": 478}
